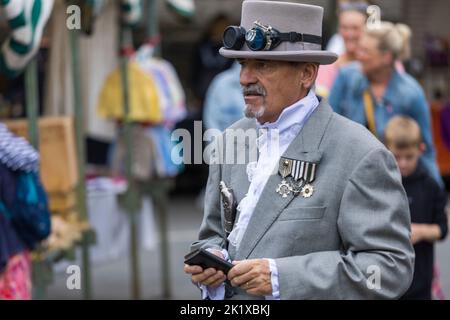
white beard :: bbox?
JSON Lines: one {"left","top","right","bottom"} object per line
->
{"left": 244, "top": 104, "right": 266, "bottom": 119}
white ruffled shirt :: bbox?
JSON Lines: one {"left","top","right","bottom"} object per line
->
{"left": 202, "top": 90, "right": 320, "bottom": 300}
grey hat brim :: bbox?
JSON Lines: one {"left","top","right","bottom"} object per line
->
{"left": 219, "top": 47, "right": 338, "bottom": 65}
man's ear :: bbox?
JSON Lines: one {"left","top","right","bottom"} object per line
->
{"left": 300, "top": 63, "right": 319, "bottom": 89}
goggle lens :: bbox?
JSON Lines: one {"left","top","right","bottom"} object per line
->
{"left": 223, "top": 26, "right": 246, "bottom": 50}
{"left": 245, "top": 28, "right": 267, "bottom": 51}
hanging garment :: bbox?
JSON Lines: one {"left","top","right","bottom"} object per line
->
{"left": 120, "top": 0, "right": 142, "bottom": 26}
{"left": 0, "top": 0, "right": 54, "bottom": 78}
{"left": 97, "top": 61, "right": 162, "bottom": 124}
{"left": 145, "top": 126, "right": 183, "bottom": 178}
{"left": 135, "top": 45, "right": 186, "bottom": 128}
{"left": 149, "top": 60, "right": 187, "bottom": 127}
{"left": 110, "top": 125, "right": 158, "bottom": 181}
{"left": 111, "top": 125, "right": 182, "bottom": 180}
{"left": 45, "top": 0, "right": 117, "bottom": 141}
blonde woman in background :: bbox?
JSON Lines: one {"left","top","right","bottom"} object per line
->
{"left": 315, "top": 0, "right": 370, "bottom": 97}
{"left": 329, "top": 22, "right": 442, "bottom": 187}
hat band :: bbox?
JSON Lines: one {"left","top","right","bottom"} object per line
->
{"left": 223, "top": 22, "right": 322, "bottom": 52}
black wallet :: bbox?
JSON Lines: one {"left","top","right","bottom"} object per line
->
{"left": 184, "top": 248, "right": 233, "bottom": 274}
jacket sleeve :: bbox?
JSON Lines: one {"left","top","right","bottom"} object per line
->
{"left": 190, "top": 145, "right": 226, "bottom": 252}
{"left": 275, "top": 148, "right": 415, "bottom": 299}
{"left": 432, "top": 181, "right": 448, "bottom": 241}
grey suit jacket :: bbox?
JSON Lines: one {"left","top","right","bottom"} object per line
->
{"left": 191, "top": 100, "right": 415, "bottom": 300}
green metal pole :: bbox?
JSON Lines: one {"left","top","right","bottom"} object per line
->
{"left": 146, "top": 0, "right": 171, "bottom": 299}
{"left": 147, "top": 0, "right": 161, "bottom": 57}
{"left": 69, "top": 27, "right": 92, "bottom": 300}
{"left": 25, "top": 58, "right": 39, "bottom": 149}
{"left": 25, "top": 57, "right": 44, "bottom": 300}
{"left": 120, "top": 23, "right": 141, "bottom": 300}
{"left": 153, "top": 182, "right": 171, "bottom": 299}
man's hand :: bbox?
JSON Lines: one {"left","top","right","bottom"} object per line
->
{"left": 227, "top": 259, "right": 272, "bottom": 297}
{"left": 183, "top": 250, "right": 227, "bottom": 288}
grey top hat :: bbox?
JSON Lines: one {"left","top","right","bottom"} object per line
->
{"left": 219, "top": 0, "right": 338, "bottom": 65}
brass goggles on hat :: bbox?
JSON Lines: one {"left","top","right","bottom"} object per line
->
{"left": 223, "top": 21, "right": 322, "bottom": 52}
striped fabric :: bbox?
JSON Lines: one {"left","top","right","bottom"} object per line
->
{"left": 120, "top": 0, "right": 142, "bottom": 26}
{"left": 0, "top": 0, "right": 54, "bottom": 78}
{"left": 0, "top": 124, "right": 39, "bottom": 173}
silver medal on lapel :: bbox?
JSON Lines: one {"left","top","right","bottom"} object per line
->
{"left": 277, "top": 159, "right": 293, "bottom": 198}
{"left": 291, "top": 160, "right": 318, "bottom": 198}
{"left": 301, "top": 161, "right": 317, "bottom": 198}
{"left": 290, "top": 159, "right": 305, "bottom": 196}
{"left": 301, "top": 184, "right": 314, "bottom": 198}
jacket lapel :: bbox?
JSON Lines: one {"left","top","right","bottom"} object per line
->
{"left": 230, "top": 135, "right": 256, "bottom": 202}
{"left": 228, "top": 127, "right": 258, "bottom": 258}
{"left": 235, "top": 100, "right": 333, "bottom": 260}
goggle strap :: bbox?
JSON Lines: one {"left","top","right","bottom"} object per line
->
{"left": 278, "top": 32, "right": 322, "bottom": 45}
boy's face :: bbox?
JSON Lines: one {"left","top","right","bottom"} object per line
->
{"left": 388, "top": 144, "right": 425, "bottom": 178}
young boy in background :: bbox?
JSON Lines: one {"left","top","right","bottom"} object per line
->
{"left": 385, "top": 116, "right": 448, "bottom": 300}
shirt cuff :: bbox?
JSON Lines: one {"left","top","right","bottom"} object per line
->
{"left": 265, "top": 258, "right": 280, "bottom": 300}
{"left": 199, "top": 283, "right": 226, "bottom": 300}
{"left": 198, "top": 247, "right": 230, "bottom": 300}
{"left": 205, "top": 247, "right": 230, "bottom": 261}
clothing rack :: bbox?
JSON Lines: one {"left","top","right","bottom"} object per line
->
{"left": 29, "top": 0, "right": 175, "bottom": 300}
{"left": 28, "top": 1, "right": 95, "bottom": 299}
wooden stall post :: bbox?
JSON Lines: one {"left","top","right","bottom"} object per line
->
{"left": 69, "top": 26, "right": 93, "bottom": 301}
{"left": 25, "top": 58, "right": 46, "bottom": 300}
{"left": 119, "top": 22, "right": 141, "bottom": 300}
{"left": 25, "top": 59, "right": 39, "bottom": 149}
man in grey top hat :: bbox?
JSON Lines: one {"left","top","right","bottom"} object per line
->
{"left": 184, "top": 0, "right": 414, "bottom": 300}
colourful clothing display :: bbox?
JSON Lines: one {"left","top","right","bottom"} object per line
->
{"left": 99, "top": 45, "right": 187, "bottom": 179}
{"left": 145, "top": 126, "right": 183, "bottom": 178}
{"left": 135, "top": 45, "right": 187, "bottom": 128}
{"left": 97, "top": 61, "right": 163, "bottom": 124}
{"left": 0, "top": 0, "right": 54, "bottom": 78}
